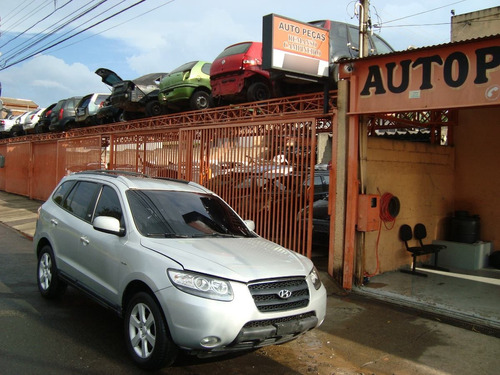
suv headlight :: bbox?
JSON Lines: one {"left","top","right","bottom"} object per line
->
{"left": 168, "top": 269, "right": 233, "bottom": 301}
{"left": 309, "top": 266, "right": 322, "bottom": 290}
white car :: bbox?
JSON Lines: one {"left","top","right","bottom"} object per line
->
{"left": 0, "top": 114, "right": 22, "bottom": 137}
{"left": 22, "top": 108, "right": 46, "bottom": 134}
{"left": 34, "top": 170, "right": 327, "bottom": 370}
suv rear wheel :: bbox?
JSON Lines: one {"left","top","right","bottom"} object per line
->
{"left": 124, "top": 292, "right": 178, "bottom": 370}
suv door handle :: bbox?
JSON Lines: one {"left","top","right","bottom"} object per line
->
{"left": 50, "top": 218, "right": 58, "bottom": 226}
{"left": 80, "top": 236, "right": 89, "bottom": 246}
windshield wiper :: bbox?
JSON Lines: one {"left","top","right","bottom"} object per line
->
{"left": 164, "top": 233, "right": 189, "bottom": 238}
{"left": 191, "top": 233, "right": 238, "bottom": 238}
{"left": 147, "top": 233, "right": 189, "bottom": 238}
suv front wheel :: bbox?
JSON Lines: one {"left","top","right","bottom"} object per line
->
{"left": 124, "top": 292, "right": 178, "bottom": 370}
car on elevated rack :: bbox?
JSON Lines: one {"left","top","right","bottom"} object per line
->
{"left": 95, "top": 68, "right": 167, "bottom": 120}
{"left": 8, "top": 111, "right": 31, "bottom": 137}
{"left": 48, "top": 96, "right": 83, "bottom": 132}
{"left": 158, "top": 60, "right": 213, "bottom": 112}
{"left": 34, "top": 170, "right": 327, "bottom": 370}
{"left": 308, "top": 20, "right": 394, "bottom": 82}
{"left": 210, "top": 41, "right": 273, "bottom": 105}
{"left": 34, "top": 103, "right": 56, "bottom": 134}
{"left": 22, "top": 107, "right": 46, "bottom": 134}
{"left": 75, "top": 93, "right": 109, "bottom": 127}
{"left": 0, "top": 114, "right": 21, "bottom": 138}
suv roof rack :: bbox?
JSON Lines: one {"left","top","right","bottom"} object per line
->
{"left": 74, "top": 169, "right": 190, "bottom": 185}
{"left": 75, "top": 170, "right": 149, "bottom": 178}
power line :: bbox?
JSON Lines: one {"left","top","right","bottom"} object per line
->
{"left": 51, "top": 0, "right": 176, "bottom": 53}
{"left": 378, "top": 0, "right": 468, "bottom": 25}
{"left": 0, "top": 0, "right": 74, "bottom": 49}
{"left": 0, "top": 0, "right": 147, "bottom": 71}
{"left": 0, "top": 1, "right": 108, "bottom": 63}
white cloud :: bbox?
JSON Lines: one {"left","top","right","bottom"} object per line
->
{"left": 1, "top": 55, "right": 107, "bottom": 107}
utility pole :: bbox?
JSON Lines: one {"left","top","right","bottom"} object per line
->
{"left": 356, "top": 0, "right": 371, "bottom": 286}
{"left": 358, "top": 0, "right": 371, "bottom": 58}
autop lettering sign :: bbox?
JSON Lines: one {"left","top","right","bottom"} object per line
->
{"left": 340, "top": 36, "right": 500, "bottom": 113}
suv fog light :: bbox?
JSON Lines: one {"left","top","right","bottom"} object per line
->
{"left": 200, "top": 336, "right": 221, "bottom": 348}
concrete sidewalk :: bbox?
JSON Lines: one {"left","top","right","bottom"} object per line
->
{"left": 0, "top": 191, "right": 41, "bottom": 239}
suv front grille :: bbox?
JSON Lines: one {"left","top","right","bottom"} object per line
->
{"left": 248, "top": 277, "right": 310, "bottom": 312}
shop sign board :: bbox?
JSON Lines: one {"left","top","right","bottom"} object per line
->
{"left": 340, "top": 36, "right": 500, "bottom": 113}
{"left": 263, "top": 14, "right": 330, "bottom": 80}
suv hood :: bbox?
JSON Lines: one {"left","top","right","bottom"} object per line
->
{"left": 141, "top": 236, "right": 312, "bottom": 282}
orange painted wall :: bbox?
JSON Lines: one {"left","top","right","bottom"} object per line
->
{"left": 454, "top": 107, "right": 500, "bottom": 250}
{"left": 363, "top": 137, "right": 455, "bottom": 274}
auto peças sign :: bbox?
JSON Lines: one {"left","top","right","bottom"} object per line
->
{"left": 340, "top": 36, "right": 500, "bottom": 114}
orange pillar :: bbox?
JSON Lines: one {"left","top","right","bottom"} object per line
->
{"left": 342, "top": 114, "right": 359, "bottom": 290}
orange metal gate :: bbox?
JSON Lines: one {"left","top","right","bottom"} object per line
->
{"left": 107, "top": 118, "right": 320, "bottom": 257}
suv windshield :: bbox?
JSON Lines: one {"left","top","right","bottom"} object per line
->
{"left": 127, "top": 190, "right": 255, "bottom": 238}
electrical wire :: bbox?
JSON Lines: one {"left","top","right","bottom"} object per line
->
{"left": 50, "top": 0, "right": 176, "bottom": 53}
{"left": 379, "top": 192, "right": 398, "bottom": 230}
{"left": 364, "top": 191, "right": 400, "bottom": 278}
{"left": 0, "top": 0, "right": 73, "bottom": 50}
{"left": 5, "top": 0, "right": 126, "bottom": 62}
{"left": 0, "top": 0, "right": 101, "bottom": 61}
{"left": 0, "top": 0, "right": 176, "bottom": 70}
{"left": 381, "top": 0, "right": 468, "bottom": 25}
{"left": 0, "top": 0, "right": 146, "bottom": 71}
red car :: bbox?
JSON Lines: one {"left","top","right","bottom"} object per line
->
{"left": 210, "top": 41, "right": 273, "bottom": 104}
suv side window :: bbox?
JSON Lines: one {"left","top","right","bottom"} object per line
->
{"left": 52, "top": 180, "right": 76, "bottom": 206}
{"left": 63, "top": 181, "right": 99, "bottom": 222}
{"left": 94, "top": 185, "right": 124, "bottom": 228}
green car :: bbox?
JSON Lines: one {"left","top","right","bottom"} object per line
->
{"left": 158, "top": 60, "right": 213, "bottom": 112}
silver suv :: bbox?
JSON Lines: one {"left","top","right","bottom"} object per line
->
{"left": 34, "top": 171, "right": 327, "bottom": 370}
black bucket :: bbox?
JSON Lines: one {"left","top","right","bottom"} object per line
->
{"left": 450, "top": 211, "right": 480, "bottom": 243}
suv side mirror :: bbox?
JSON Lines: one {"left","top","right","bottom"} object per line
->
{"left": 244, "top": 220, "right": 255, "bottom": 232}
{"left": 93, "top": 216, "right": 125, "bottom": 237}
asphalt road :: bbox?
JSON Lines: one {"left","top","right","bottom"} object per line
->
{"left": 1, "top": 222, "right": 499, "bottom": 375}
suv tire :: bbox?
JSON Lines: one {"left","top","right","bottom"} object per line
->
{"left": 124, "top": 292, "right": 178, "bottom": 370}
{"left": 247, "top": 81, "right": 271, "bottom": 102}
{"left": 37, "top": 245, "right": 67, "bottom": 299}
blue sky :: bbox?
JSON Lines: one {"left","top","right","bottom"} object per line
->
{"left": 0, "top": 0, "right": 496, "bottom": 108}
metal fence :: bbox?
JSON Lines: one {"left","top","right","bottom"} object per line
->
{"left": 0, "top": 94, "right": 336, "bottom": 259}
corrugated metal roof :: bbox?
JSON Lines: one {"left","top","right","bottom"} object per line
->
{"left": 0, "top": 96, "right": 39, "bottom": 108}
{"left": 339, "top": 33, "right": 500, "bottom": 63}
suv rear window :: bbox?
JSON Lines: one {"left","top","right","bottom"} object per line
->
{"left": 52, "top": 180, "right": 76, "bottom": 205}
{"left": 215, "top": 43, "right": 252, "bottom": 59}
{"left": 63, "top": 181, "right": 99, "bottom": 221}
